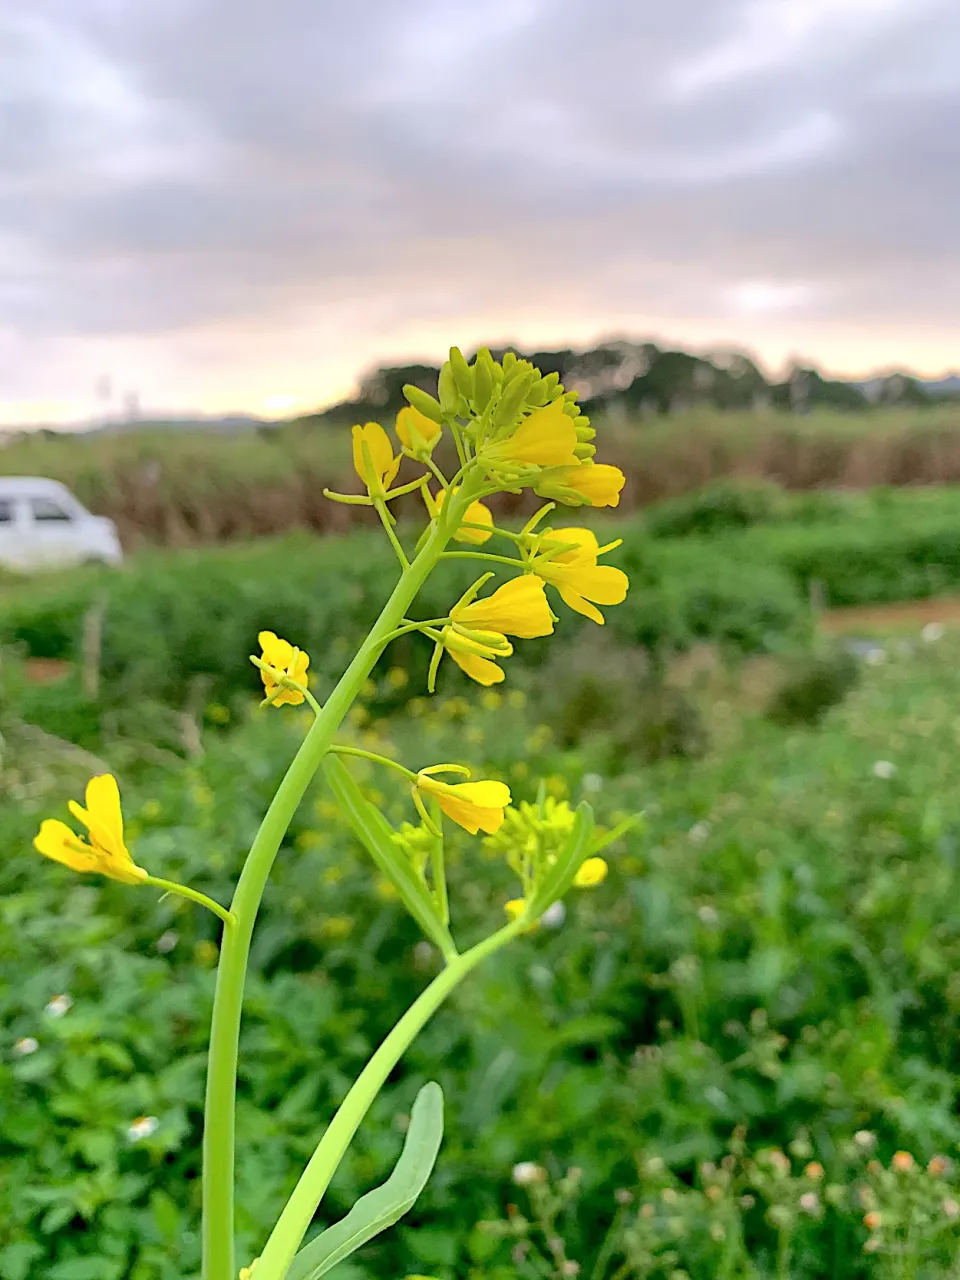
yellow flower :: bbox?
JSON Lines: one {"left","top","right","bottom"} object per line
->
{"left": 257, "top": 631, "right": 310, "bottom": 706}
{"left": 424, "top": 486, "right": 494, "bottom": 545}
{"left": 416, "top": 769, "right": 512, "bottom": 835}
{"left": 532, "top": 528, "right": 629, "bottom": 625}
{"left": 536, "top": 462, "right": 626, "bottom": 508}
{"left": 504, "top": 898, "right": 527, "bottom": 920}
{"left": 573, "top": 856, "right": 608, "bottom": 887}
{"left": 352, "top": 421, "right": 401, "bottom": 496}
{"left": 440, "top": 627, "right": 513, "bottom": 686}
{"left": 34, "top": 775, "right": 147, "bottom": 885}
{"left": 451, "top": 575, "right": 554, "bottom": 639}
{"left": 396, "top": 405, "right": 442, "bottom": 454}
{"left": 239, "top": 1261, "right": 258, "bottom": 1280}
{"left": 483, "top": 398, "right": 579, "bottom": 469}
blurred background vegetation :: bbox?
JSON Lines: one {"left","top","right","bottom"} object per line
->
{"left": 6, "top": 385, "right": 960, "bottom": 1277}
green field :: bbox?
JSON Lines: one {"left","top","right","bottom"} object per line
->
{"left": 5, "top": 481, "right": 960, "bottom": 1278}
{"left": 4, "top": 404, "right": 960, "bottom": 545}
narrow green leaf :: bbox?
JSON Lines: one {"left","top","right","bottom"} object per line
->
{"left": 286, "top": 1082, "right": 445, "bottom": 1280}
{"left": 322, "top": 757, "right": 456, "bottom": 957}
{"left": 528, "top": 801, "right": 595, "bottom": 917}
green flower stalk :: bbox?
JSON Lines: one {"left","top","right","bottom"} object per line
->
{"left": 29, "top": 346, "right": 637, "bottom": 1280}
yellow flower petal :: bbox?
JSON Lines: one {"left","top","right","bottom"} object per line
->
{"left": 573, "top": 856, "right": 608, "bottom": 888}
{"left": 257, "top": 631, "right": 310, "bottom": 707}
{"left": 557, "top": 586, "right": 606, "bottom": 626}
{"left": 34, "top": 819, "right": 101, "bottom": 875}
{"left": 417, "top": 774, "right": 512, "bottom": 835}
{"left": 456, "top": 498, "right": 494, "bottom": 545}
{"left": 538, "top": 463, "right": 626, "bottom": 508}
{"left": 534, "top": 531, "right": 629, "bottom": 625}
{"left": 452, "top": 576, "right": 554, "bottom": 639}
{"left": 504, "top": 898, "right": 527, "bottom": 920}
{"left": 352, "top": 422, "right": 401, "bottom": 493}
{"left": 396, "top": 405, "right": 442, "bottom": 453}
{"left": 541, "top": 527, "right": 600, "bottom": 565}
{"left": 426, "top": 488, "right": 494, "bottom": 545}
{"left": 448, "top": 645, "right": 506, "bottom": 686}
{"left": 37, "top": 776, "right": 148, "bottom": 884}
{"left": 484, "top": 398, "right": 579, "bottom": 469}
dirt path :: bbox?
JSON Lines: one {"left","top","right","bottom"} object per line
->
{"left": 820, "top": 596, "right": 960, "bottom": 634}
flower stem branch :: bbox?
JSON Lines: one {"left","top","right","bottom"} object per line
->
{"left": 327, "top": 744, "right": 418, "bottom": 782}
{"left": 144, "top": 877, "right": 235, "bottom": 927}
{"left": 253, "top": 916, "right": 527, "bottom": 1280}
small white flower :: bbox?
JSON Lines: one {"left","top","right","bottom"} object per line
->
{"left": 156, "top": 930, "right": 179, "bottom": 954}
{"left": 127, "top": 1115, "right": 160, "bottom": 1142}
{"left": 872, "top": 760, "right": 896, "bottom": 779}
{"left": 14, "top": 1037, "right": 39, "bottom": 1056}
{"left": 540, "top": 901, "right": 566, "bottom": 929}
{"left": 866, "top": 648, "right": 886, "bottom": 666}
{"left": 943, "top": 1197, "right": 960, "bottom": 1220}
{"left": 697, "top": 904, "right": 719, "bottom": 926}
{"left": 799, "top": 1192, "right": 821, "bottom": 1215}
{"left": 854, "top": 1129, "right": 877, "bottom": 1152}
{"left": 581, "top": 773, "right": 604, "bottom": 793}
{"left": 922, "top": 622, "right": 944, "bottom": 643}
{"left": 688, "top": 821, "right": 710, "bottom": 844}
{"left": 512, "top": 1161, "right": 545, "bottom": 1186}
{"left": 45, "top": 994, "right": 72, "bottom": 1018}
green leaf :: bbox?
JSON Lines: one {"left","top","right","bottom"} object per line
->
{"left": 528, "top": 801, "right": 595, "bottom": 917}
{"left": 322, "top": 757, "right": 456, "bottom": 958}
{"left": 287, "top": 1081, "right": 445, "bottom": 1280}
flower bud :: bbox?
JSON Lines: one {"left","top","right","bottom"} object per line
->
{"left": 473, "top": 349, "right": 497, "bottom": 413}
{"left": 438, "top": 362, "right": 465, "bottom": 418}
{"left": 402, "top": 384, "right": 444, "bottom": 424}
{"left": 449, "top": 346, "right": 474, "bottom": 401}
{"left": 493, "top": 369, "right": 538, "bottom": 431}
{"left": 574, "top": 443, "right": 596, "bottom": 460}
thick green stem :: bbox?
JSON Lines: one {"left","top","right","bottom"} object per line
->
{"left": 201, "top": 498, "right": 468, "bottom": 1280}
{"left": 254, "top": 918, "right": 525, "bottom": 1280}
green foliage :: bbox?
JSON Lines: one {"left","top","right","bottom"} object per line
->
{"left": 766, "top": 647, "right": 861, "bottom": 727}
{"left": 5, "top": 631, "right": 960, "bottom": 1276}
{"left": 288, "top": 1082, "right": 444, "bottom": 1279}
{"left": 642, "top": 479, "right": 789, "bottom": 539}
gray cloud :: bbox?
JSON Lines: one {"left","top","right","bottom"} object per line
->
{"left": 2, "top": 0, "right": 960, "bottom": 418}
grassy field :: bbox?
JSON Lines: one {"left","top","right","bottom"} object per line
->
{"left": 5, "top": 616, "right": 960, "bottom": 1277}
{"left": 6, "top": 482, "right": 960, "bottom": 1277}
{"left": 4, "top": 404, "right": 960, "bottom": 545}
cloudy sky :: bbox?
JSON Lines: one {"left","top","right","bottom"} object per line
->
{"left": 2, "top": 0, "right": 959, "bottom": 425}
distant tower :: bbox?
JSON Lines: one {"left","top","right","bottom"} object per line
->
{"left": 95, "top": 375, "right": 114, "bottom": 426}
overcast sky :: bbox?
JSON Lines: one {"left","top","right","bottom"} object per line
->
{"left": 2, "top": 0, "right": 959, "bottom": 425}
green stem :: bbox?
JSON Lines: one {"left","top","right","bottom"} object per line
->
{"left": 328, "top": 744, "right": 418, "bottom": 781}
{"left": 254, "top": 918, "right": 526, "bottom": 1280}
{"left": 430, "top": 823, "right": 449, "bottom": 925}
{"left": 374, "top": 497, "right": 410, "bottom": 569}
{"left": 144, "top": 876, "right": 235, "bottom": 927}
{"left": 379, "top": 617, "right": 452, "bottom": 644}
{"left": 440, "top": 550, "right": 525, "bottom": 568}
{"left": 201, "top": 498, "right": 467, "bottom": 1280}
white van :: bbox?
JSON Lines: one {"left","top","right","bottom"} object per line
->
{"left": 0, "top": 477, "right": 123, "bottom": 572}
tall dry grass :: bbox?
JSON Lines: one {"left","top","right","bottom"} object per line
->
{"left": 3, "top": 405, "right": 960, "bottom": 546}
